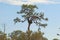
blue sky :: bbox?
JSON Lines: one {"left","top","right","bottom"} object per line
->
{"left": 0, "top": 0, "right": 60, "bottom": 40}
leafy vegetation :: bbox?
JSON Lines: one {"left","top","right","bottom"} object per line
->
{"left": 8, "top": 30, "right": 48, "bottom": 40}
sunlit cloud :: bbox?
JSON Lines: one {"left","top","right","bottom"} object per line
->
{"left": 0, "top": 0, "right": 60, "bottom": 5}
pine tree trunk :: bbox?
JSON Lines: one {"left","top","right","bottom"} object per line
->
{"left": 28, "top": 23, "right": 31, "bottom": 31}
{"left": 27, "top": 18, "right": 32, "bottom": 40}
{"left": 27, "top": 18, "right": 32, "bottom": 31}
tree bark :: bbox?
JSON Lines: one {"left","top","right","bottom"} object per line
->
{"left": 28, "top": 23, "right": 31, "bottom": 31}
{"left": 27, "top": 19, "right": 32, "bottom": 40}
{"left": 27, "top": 18, "right": 32, "bottom": 31}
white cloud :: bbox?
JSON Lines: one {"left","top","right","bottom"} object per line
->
{"left": 0, "top": 0, "right": 60, "bottom": 5}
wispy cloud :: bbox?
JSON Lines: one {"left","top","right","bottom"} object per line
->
{"left": 0, "top": 0, "right": 60, "bottom": 5}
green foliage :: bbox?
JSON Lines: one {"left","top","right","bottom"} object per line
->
{"left": 14, "top": 17, "right": 20, "bottom": 23}
{"left": 20, "top": 4, "right": 37, "bottom": 14}
{"left": 9, "top": 30, "right": 48, "bottom": 40}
